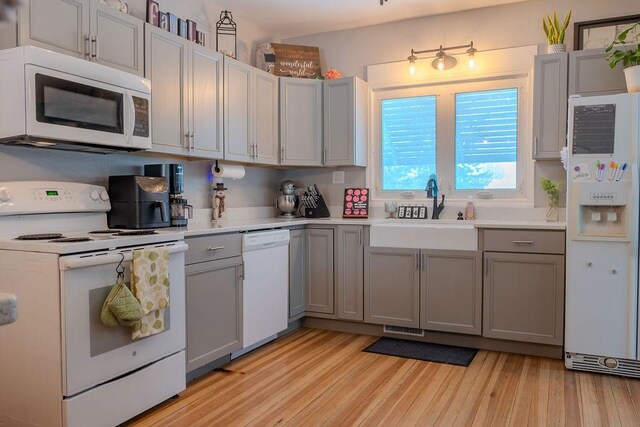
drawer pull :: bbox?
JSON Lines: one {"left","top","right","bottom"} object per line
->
{"left": 513, "top": 240, "right": 534, "bottom": 245}
{"left": 206, "top": 246, "right": 225, "bottom": 251}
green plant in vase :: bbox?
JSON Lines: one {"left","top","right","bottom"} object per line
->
{"left": 542, "top": 10, "right": 572, "bottom": 53}
{"left": 540, "top": 177, "right": 560, "bottom": 221}
{"left": 605, "top": 22, "right": 640, "bottom": 92}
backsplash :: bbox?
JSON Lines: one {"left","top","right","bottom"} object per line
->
{"left": 0, "top": 146, "right": 283, "bottom": 209}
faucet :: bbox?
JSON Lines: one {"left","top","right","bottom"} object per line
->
{"left": 425, "top": 174, "right": 445, "bottom": 219}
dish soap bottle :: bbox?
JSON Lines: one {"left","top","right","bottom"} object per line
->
{"left": 464, "top": 196, "right": 476, "bottom": 220}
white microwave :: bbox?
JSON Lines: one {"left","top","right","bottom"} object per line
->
{"left": 0, "top": 46, "right": 151, "bottom": 152}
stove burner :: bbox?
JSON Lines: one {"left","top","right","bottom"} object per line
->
{"left": 115, "top": 230, "right": 158, "bottom": 236}
{"left": 89, "top": 230, "right": 122, "bottom": 234}
{"left": 49, "top": 237, "right": 94, "bottom": 243}
{"left": 16, "top": 233, "right": 65, "bottom": 240}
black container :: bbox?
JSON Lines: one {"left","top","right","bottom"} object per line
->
{"left": 144, "top": 163, "right": 184, "bottom": 195}
{"left": 107, "top": 176, "right": 170, "bottom": 229}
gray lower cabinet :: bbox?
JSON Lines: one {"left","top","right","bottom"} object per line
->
{"left": 569, "top": 48, "right": 627, "bottom": 97}
{"left": 420, "top": 250, "right": 482, "bottom": 335}
{"left": 305, "top": 228, "right": 335, "bottom": 315}
{"left": 532, "top": 53, "right": 568, "bottom": 160}
{"left": 365, "top": 247, "right": 420, "bottom": 328}
{"left": 289, "top": 228, "right": 306, "bottom": 320}
{"left": 336, "top": 226, "right": 364, "bottom": 321}
{"left": 483, "top": 252, "right": 565, "bottom": 346}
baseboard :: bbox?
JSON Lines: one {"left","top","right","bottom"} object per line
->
{"left": 303, "top": 318, "right": 563, "bottom": 360}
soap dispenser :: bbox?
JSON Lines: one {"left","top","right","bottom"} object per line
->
{"left": 464, "top": 196, "right": 476, "bottom": 220}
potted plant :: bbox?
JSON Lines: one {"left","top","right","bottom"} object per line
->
{"left": 605, "top": 22, "right": 640, "bottom": 93}
{"left": 540, "top": 177, "right": 560, "bottom": 222}
{"left": 543, "top": 10, "right": 572, "bottom": 53}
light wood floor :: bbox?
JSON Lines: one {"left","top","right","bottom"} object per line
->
{"left": 128, "top": 328, "right": 640, "bottom": 426}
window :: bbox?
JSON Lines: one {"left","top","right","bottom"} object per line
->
{"left": 374, "top": 76, "right": 528, "bottom": 200}
{"left": 455, "top": 88, "right": 518, "bottom": 190}
{"left": 381, "top": 96, "right": 436, "bottom": 190}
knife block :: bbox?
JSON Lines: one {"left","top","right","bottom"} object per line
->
{"left": 305, "top": 195, "right": 330, "bottom": 218}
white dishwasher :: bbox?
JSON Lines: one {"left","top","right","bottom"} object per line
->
{"left": 231, "top": 229, "right": 290, "bottom": 359}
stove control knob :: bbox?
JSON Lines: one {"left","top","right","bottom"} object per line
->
{"left": 0, "top": 187, "right": 10, "bottom": 202}
{"left": 99, "top": 190, "right": 109, "bottom": 201}
{"left": 90, "top": 190, "right": 100, "bottom": 201}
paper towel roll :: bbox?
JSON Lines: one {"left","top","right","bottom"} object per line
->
{"left": 211, "top": 163, "right": 245, "bottom": 180}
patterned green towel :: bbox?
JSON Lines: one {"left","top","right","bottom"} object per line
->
{"left": 100, "top": 278, "right": 143, "bottom": 328}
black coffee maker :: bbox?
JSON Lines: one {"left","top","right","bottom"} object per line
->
{"left": 145, "top": 164, "right": 192, "bottom": 227}
{"left": 107, "top": 176, "right": 170, "bottom": 229}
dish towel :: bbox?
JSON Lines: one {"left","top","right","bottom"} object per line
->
{"left": 131, "top": 248, "right": 170, "bottom": 339}
{"left": 100, "top": 277, "right": 143, "bottom": 328}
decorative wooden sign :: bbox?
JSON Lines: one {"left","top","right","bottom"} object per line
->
{"left": 343, "top": 188, "right": 369, "bottom": 218}
{"left": 271, "top": 43, "right": 321, "bottom": 78}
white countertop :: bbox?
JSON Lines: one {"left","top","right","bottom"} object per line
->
{"left": 175, "top": 217, "right": 566, "bottom": 237}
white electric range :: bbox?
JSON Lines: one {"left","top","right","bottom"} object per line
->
{"left": 0, "top": 181, "right": 188, "bottom": 427}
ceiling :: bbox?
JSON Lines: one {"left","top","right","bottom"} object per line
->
{"left": 212, "top": 0, "right": 529, "bottom": 39}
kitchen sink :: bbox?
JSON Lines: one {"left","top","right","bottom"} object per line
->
{"left": 369, "top": 220, "right": 478, "bottom": 250}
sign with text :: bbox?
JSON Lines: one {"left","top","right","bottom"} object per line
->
{"left": 271, "top": 43, "right": 321, "bottom": 78}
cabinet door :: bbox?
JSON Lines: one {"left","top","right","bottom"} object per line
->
{"left": 483, "top": 252, "right": 564, "bottom": 345}
{"left": 280, "top": 77, "right": 323, "bottom": 166}
{"left": 420, "top": 250, "right": 481, "bottom": 335}
{"left": 336, "top": 226, "right": 364, "bottom": 321}
{"left": 289, "top": 228, "right": 306, "bottom": 320}
{"left": 19, "top": 0, "right": 90, "bottom": 58}
{"left": 324, "top": 78, "right": 354, "bottom": 166}
{"left": 145, "top": 25, "right": 188, "bottom": 155}
{"left": 186, "top": 258, "right": 243, "bottom": 373}
{"left": 224, "top": 58, "right": 253, "bottom": 162}
{"left": 90, "top": 0, "right": 143, "bottom": 76}
{"left": 569, "top": 48, "right": 627, "bottom": 97}
{"left": 305, "top": 228, "right": 334, "bottom": 314}
{"left": 254, "top": 70, "right": 280, "bottom": 165}
{"left": 190, "top": 47, "right": 223, "bottom": 159}
{"left": 365, "top": 247, "right": 420, "bottom": 328}
{"left": 532, "top": 53, "right": 568, "bottom": 160}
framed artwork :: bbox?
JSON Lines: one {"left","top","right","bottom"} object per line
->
{"left": 574, "top": 14, "right": 640, "bottom": 50}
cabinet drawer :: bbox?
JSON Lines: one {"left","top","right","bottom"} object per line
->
{"left": 186, "top": 233, "right": 242, "bottom": 264}
{"left": 483, "top": 229, "right": 564, "bottom": 254}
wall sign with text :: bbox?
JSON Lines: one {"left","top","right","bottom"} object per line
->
{"left": 270, "top": 43, "right": 321, "bottom": 78}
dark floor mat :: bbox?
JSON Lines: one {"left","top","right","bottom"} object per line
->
{"left": 363, "top": 337, "right": 478, "bottom": 367}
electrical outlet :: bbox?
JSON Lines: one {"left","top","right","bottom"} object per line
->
{"left": 332, "top": 171, "right": 345, "bottom": 184}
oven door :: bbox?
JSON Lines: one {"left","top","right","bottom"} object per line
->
{"left": 24, "top": 65, "right": 151, "bottom": 150}
{"left": 59, "top": 242, "right": 187, "bottom": 397}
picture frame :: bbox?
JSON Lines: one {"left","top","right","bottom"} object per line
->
{"left": 574, "top": 14, "right": 640, "bottom": 50}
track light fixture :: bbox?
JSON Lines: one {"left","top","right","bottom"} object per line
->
{"left": 407, "top": 41, "right": 477, "bottom": 73}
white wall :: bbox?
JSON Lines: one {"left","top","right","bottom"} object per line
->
{"left": 285, "top": 0, "right": 639, "bottom": 207}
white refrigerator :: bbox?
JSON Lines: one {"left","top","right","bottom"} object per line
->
{"left": 565, "top": 93, "right": 640, "bottom": 377}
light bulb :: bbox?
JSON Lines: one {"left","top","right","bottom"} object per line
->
{"left": 409, "top": 63, "right": 416, "bottom": 75}
{"left": 437, "top": 58, "right": 445, "bottom": 71}
{"left": 408, "top": 54, "right": 417, "bottom": 75}
{"left": 467, "top": 42, "right": 477, "bottom": 69}
{"left": 468, "top": 56, "right": 475, "bottom": 68}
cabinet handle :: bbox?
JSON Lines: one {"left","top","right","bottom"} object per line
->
{"left": 513, "top": 240, "right": 534, "bottom": 245}
{"left": 323, "top": 147, "right": 327, "bottom": 164}
{"left": 485, "top": 258, "right": 489, "bottom": 276}
{"left": 416, "top": 254, "right": 419, "bottom": 271}
{"left": 359, "top": 229, "right": 362, "bottom": 247}
{"left": 532, "top": 136, "right": 538, "bottom": 158}
{"left": 255, "top": 143, "right": 259, "bottom": 159}
{"left": 84, "top": 35, "right": 90, "bottom": 59}
{"left": 184, "top": 133, "right": 190, "bottom": 150}
{"left": 91, "top": 36, "right": 97, "bottom": 60}
{"left": 239, "top": 262, "right": 245, "bottom": 280}
{"left": 281, "top": 146, "right": 286, "bottom": 160}
{"left": 421, "top": 253, "right": 426, "bottom": 271}
{"left": 190, "top": 133, "right": 194, "bottom": 151}
{"left": 206, "top": 246, "right": 225, "bottom": 251}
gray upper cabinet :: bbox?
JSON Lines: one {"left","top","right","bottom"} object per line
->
{"left": 145, "top": 25, "right": 223, "bottom": 159}
{"left": 483, "top": 252, "right": 565, "bottom": 346}
{"left": 336, "top": 226, "right": 364, "bottom": 321}
{"left": 280, "top": 77, "right": 323, "bottom": 166}
{"left": 420, "top": 250, "right": 482, "bottom": 335}
{"left": 305, "top": 228, "right": 334, "bottom": 315}
{"left": 224, "top": 58, "right": 253, "bottom": 163}
{"left": 90, "top": 1, "right": 143, "bottom": 76}
{"left": 532, "top": 53, "right": 568, "bottom": 160}
{"left": 16, "top": 0, "right": 143, "bottom": 75}
{"left": 289, "top": 228, "right": 306, "bottom": 321}
{"left": 224, "top": 57, "right": 279, "bottom": 165}
{"left": 323, "top": 77, "right": 369, "bottom": 167}
{"left": 569, "top": 48, "right": 627, "bottom": 97}
{"left": 365, "top": 247, "right": 420, "bottom": 328}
